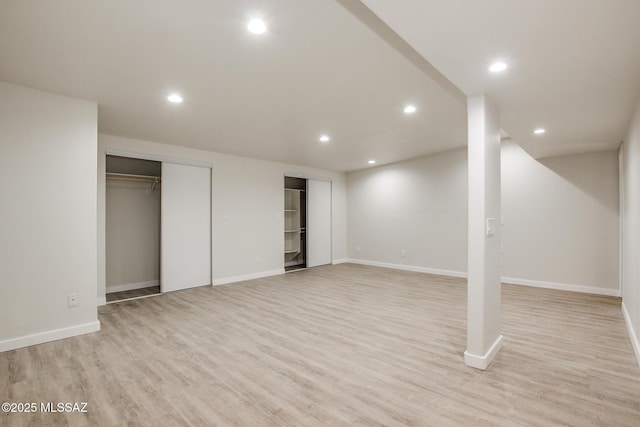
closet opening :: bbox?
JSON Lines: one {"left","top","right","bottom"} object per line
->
{"left": 106, "top": 155, "right": 161, "bottom": 303}
{"left": 284, "top": 177, "right": 307, "bottom": 272}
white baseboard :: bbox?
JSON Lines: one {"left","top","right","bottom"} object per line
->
{"left": 502, "top": 276, "right": 620, "bottom": 297}
{"left": 464, "top": 334, "right": 504, "bottom": 370}
{"left": 332, "top": 258, "right": 349, "bottom": 265}
{"left": 0, "top": 321, "right": 101, "bottom": 353}
{"left": 346, "top": 258, "right": 468, "bottom": 278}
{"left": 346, "top": 258, "right": 618, "bottom": 297}
{"left": 106, "top": 280, "right": 159, "bottom": 294}
{"left": 97, "top": 296, "right": 106, "bottom": 306}
{"left": 622, "top": 301, "right": 640, "bottom": 367}
{"left": 213, "top": 269, "right": 284, "bottom": 286}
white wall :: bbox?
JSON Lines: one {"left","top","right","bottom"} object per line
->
{"left": 106, "top": 180, "right": 160, "bottom": 291}
{"left": 347, "top": 148, "right": 468, "bottom": 275}
{"left": 0, "top": 82, "right": 99, "bottom": 351}
{"left": 621, "top": 98, "right": 640, "bottom": 365}
{"left": 97, "top": 134, "right": 347, "bottom": 301}
{"left": 502, "top": 142, "right": 619, "bottom": 293}
{"left": 347, "top": 141, "right": 619, "bottom": 295}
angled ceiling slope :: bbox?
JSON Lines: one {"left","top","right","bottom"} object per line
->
{"left": 361, "top": 0, "right": 640, "bottom": 159}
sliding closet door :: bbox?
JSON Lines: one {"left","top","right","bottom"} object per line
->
{"left": 161, "top": 162, "right": 211, "bottom": 292}
{"left": 307, "top": 179, "right": 332, "bottom": 267}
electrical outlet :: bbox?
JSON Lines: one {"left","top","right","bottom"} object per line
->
{"left": 255, "top": 256, "right": 261, "bottom": 264}
{"left": 68, "top": 293, "right": 78, "bottom": 308}
{"left": 400, "top": 249, "right": 406, "bottom": 257}
{"left": 355, "top": 246, "right": 361, "bottom": 253}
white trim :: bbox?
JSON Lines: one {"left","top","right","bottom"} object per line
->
{"left": 502, "top": 276, "right": 620, "bottom": 297}
{"left": 105, "top": 148, "right": 212, "bottom": 168}
{"left": 345, "top": 259, "right": 619, "bottom": 296}
{"left": 0, "top": 321, "right": 101, "bottom": 353}
{"left": 106, "top": 280, "right": 159, "bottom": 294}
{"left": 213, "top": 269, "right": 284, "bottom": 286}
{"left": 107, "top": 293, "right": 161, "bottom": 304}
{"left": 618, "top": 143, "right": 624, "bottom": 298}
{"left": 332, "top": 258, "right": 349, "bottom": 265}
{"left": 284, "top": 172, "right": 332, "bottom": 182}
{"left": 97, "top": 296, "right": 106, "bottom": 306}
{"left": 346, "top": 258, "right": 468, "bottom": 278}
{"left": 464, "top": 334, "right": 504, "bottom": 370}
{"left": 622, "top": 301, "right": 640, "bottom": 367}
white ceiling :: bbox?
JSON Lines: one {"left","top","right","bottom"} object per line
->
{"left": 0, "top": 0, "right": 466, "bottom": 172}
{"left": 361, "top": 0, "right": 640, "bottom": 159}
{"left": 1, "top": 1, "right": 639, "bottom": 171}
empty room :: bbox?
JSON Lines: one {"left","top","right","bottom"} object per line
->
{"left": 1, "top": 0, "right": 640, "bottom": 426}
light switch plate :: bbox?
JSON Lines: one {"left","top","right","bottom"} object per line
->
{"left": 486, "top": 218, "right": 496, "bottom": 236}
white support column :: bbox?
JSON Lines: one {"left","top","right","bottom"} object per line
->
{"left": 465, "top": 94, "right": 503, "bottom": 370}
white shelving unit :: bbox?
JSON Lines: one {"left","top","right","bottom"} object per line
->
{"left": 284, "top": 188, "right": 301, "bottom": 257}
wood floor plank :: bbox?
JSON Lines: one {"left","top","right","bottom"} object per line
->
{"left": 1, "top": 263, "right": 639, "bottom": 426}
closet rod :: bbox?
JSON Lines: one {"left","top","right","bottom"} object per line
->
{"left": 106, "top": 173, "right": 161, "bottom": 184}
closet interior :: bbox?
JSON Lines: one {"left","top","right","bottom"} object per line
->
{"left": 284, "top": 177, "right": 307, "bottom": 271}
{"left": 106, "top": 155, "right": 161, "bottom": 303}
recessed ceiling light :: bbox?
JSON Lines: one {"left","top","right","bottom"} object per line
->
{"left": 319, "top": 135, "right": 330, "bottom": 143}
{"left": 167, "top": 94, "right": 183, "bottom": 104}
{"left": 247, "top": 19, "right": 267, "bottom": 34}
{"left": 403, "top": 105, "right": 417, "bottom": 114}
{"left": 368, "top": 160, "right": 376, "bottom": 165}
{"left": 489, "top": 62, "right": 508, "bottom": 72}
{"left": 533, "top": 128, "right": 546, "bottom": 135}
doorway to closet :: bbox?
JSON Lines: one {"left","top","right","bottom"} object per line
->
{"left": 105, "top": 153, "right": 213, "bottom": 304}
{"left": 106, "top": 155, "right": 161, "bottom": 302}
{"left": 284, "top": 177, "right": 307, "bottom": 271}
{"left": 284, "top": 176, "right": 332, "bottom": 272}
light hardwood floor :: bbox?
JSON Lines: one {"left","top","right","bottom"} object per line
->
{"left": 1, "top": 264, "right": 639, "bottom": 426}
